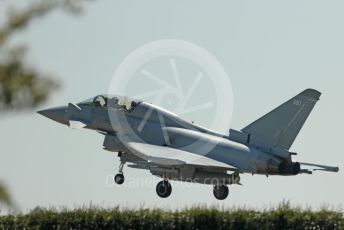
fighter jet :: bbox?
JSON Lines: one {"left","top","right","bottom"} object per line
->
{"left": 38, "top": 89, "right": 339, "bottom": 200}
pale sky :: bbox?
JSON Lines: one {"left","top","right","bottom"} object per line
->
{"left": 0, "top": 0, "right": 343, "bottom": 212}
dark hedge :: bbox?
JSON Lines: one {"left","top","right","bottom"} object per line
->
{"left": 0, "top": 205, "right": 343, "bottom": 230}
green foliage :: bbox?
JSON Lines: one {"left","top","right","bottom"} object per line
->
{"left": 0, "top": 0, "right": 85, "bottom": 46}
{"left": 0, "top": 0, "right": 90, "bottom": 215}
{"left": 0, "top": 0, "right": 89, "bottom": 111}
{"left": 0, "top": 46, "right": 59, "bottom": 110}
{"left": 0, "top": 206, "right": 343, "bottom": 230}
{"left": 0, "top": 183, "right": 12, "bottom": 208}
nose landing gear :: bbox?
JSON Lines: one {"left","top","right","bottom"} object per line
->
{"left": 114, "top": 173, "right": 125, "bottom": 185}
{"left": 114, "top": 161, "right": 125, "bottom": 185}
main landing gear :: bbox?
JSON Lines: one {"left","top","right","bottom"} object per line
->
{"left": 154, "top": 180, "right": 229, "bottom": 199}
{"left": 213, "top": 184, "right": 229, "bottom": 200}
{"left": 114, "top": 161, "right": 125, "bottom": 185}
{"left": 156, "top": 180, "right": 172, "bottom": 198}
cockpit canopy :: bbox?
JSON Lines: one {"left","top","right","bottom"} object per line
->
{"left": 79, "top": 95, "right": 141, "bottom": 111}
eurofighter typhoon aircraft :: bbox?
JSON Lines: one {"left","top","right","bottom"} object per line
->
{"left": 38, "top": 89, "right": 338, "bottom": 200}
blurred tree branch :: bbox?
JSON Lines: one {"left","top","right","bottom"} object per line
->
{"left": 0, "top": 0, "right": 91, "bottom": 110}
{"left": 0, "top": 182, "right": 14, "bottom": 212}
{"left": 0, "top": 0, "right": 92, "bottom": 213}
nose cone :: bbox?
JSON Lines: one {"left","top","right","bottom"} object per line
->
{"left": 37, "top": 106, "right": 68, "bottom": 125}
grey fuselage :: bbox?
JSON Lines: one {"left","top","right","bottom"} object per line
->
{"left": 73, "top": 99, "right": 298, "bottom": 176}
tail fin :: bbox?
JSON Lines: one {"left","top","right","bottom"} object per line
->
{"left": 242, "top": 89, "right": 321, "bottom": 151}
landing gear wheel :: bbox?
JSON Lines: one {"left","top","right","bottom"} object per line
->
{"left": 156, "top": 180, "right": 172, "bottom": 198}
{"left": 213, "top": 185, "right": 229, "bottom": 200}
{"left": 114, "top": 173, "right": 125, "bottom": 185}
